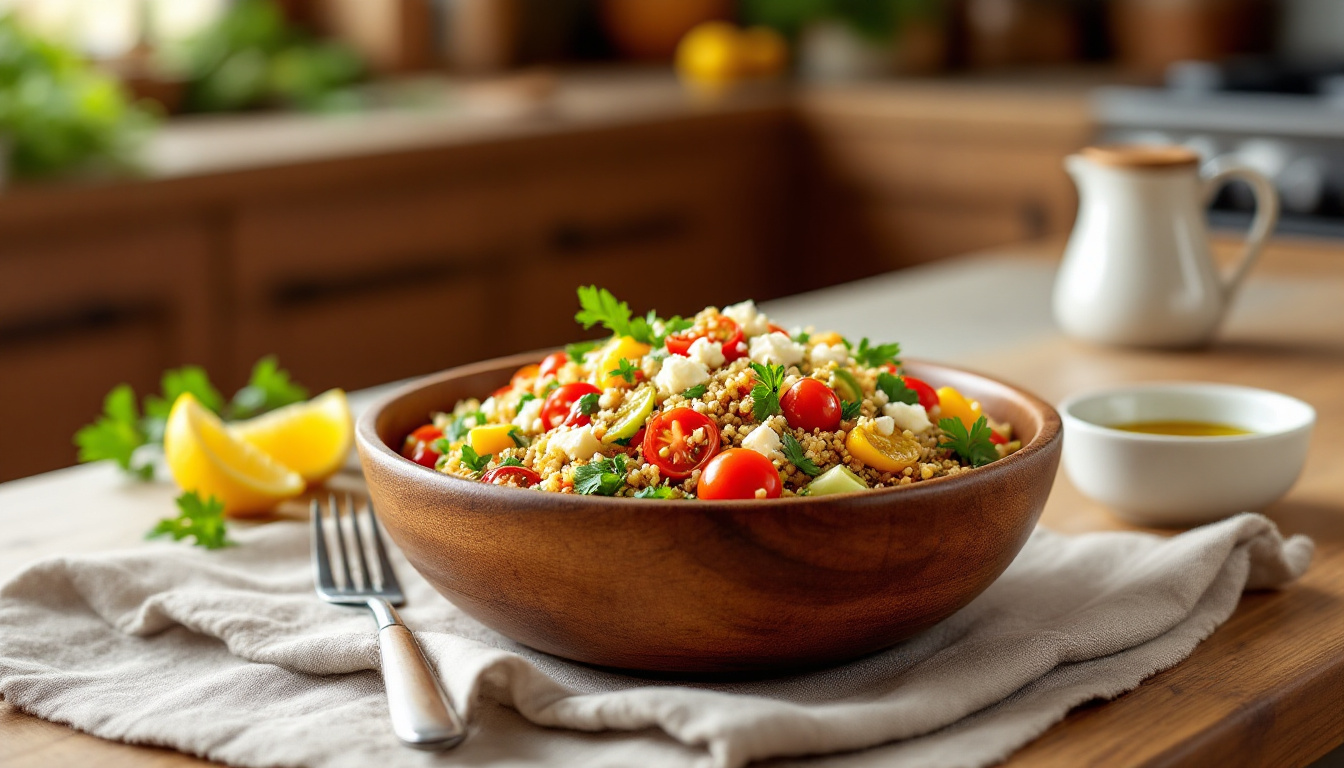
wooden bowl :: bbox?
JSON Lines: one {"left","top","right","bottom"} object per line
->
{"left": 356, "top": 353, "right": 1062, "bottom": 674}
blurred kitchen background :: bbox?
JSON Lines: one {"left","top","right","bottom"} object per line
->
{"left": 3, "top": 0, "right": 1343, "bottom": 480}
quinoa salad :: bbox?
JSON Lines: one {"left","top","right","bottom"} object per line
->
{"left": 400, "top": 287, "right": 1022, "bottom": 500}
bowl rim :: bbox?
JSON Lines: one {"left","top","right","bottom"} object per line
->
{"left": 356, "top": 352, "right": 1063, "bottom": 508}
{"left": 1058, "top": 381, "right": 1317, "bottom": 443}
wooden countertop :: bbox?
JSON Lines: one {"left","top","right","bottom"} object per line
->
{"left": 4, "top": 237, "right": 1344, "bottom": 767}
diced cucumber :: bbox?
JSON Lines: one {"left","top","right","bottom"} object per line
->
{"left": 832, "top": 369, "right": 863, "bottom": 403}
{"left": 805, "top": 464, "right": 868, "bottom": 496}
{"left": 603, "top": 384, "right": 656, "bottom": 444}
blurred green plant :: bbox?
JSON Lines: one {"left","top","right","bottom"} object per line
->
{"left": 0, "top": 16, "right": 155, "bottom": 179}
{"left": 740, "top": 0, "right": 941, "bottom": 44}
{"left": 166, "top": 0, "right": 365, "bottom": 113}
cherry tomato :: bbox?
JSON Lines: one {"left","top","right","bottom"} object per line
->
{"left": 642, "top": 407, "right": 720, "bottom": 480}
{"left": 481, "top": 465, "right": 542, "bottom": 488}
{"left": 768, "top": 323, "right": 788, "bottom": 335}
{"left": 492, "top": 385, "right": 513, "bottom": 398}
{"left": 697, "top": 448, "right": 782, "bottom": 500}
{"left": 511, "top": 364, "right": 540, "bottom": 387}
{"left": 990, "top": 431, "right": 1008, "bottom": 445}
{"left": 541, "top": 382, "right": 601, "bottom": 430}
{"left": 781, "top": 378, "right": 842, "bottom": 432}
{"left": 401, "top": 425, "right": 443, "bottom": 469}
{"left": 538, "top": 351, "right": 568, "bottom": 378}
{"left": 884, "top": 365, "right": 940, "bottom": 411}
{"left": 666, "top": 315, "right": 743, "bottom": 359}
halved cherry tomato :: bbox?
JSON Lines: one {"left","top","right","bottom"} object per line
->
{"left": 990, "top": 431, "right": 1008, "bottom": 445}
{"left": 481, "top": 465, "right": 542, "bottom": 488}
{"left": 538, "top": 351, "right": 568, "bottom": 378}
{"left": 493, "top": 385, "right": 513, "bottom": 398}
{"left": 542, "top": 382, "right": 601, "bottom": 430}
{"left": 642, "top": 407, "right": 720, "bottom": 480}
{"left": 697, "top": 448, "right": 782, "bottom": 500}
{"left": 511, "top": 364, "right": 540, "bottom": 387}
{"left": 781, "top": 378, "right": 842, "bottom": 432}
{"left": 401, "top": 425, "right": 443, "bottom": 469}
{"left": 884, "top": 365, "right": 940, "bottom": 411}
{"left": 666, "top": 315, "right": 743, "bottom": 359}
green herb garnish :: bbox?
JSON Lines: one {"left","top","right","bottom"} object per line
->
{"left": 781, "top": 433, "right": 822, "bottom": 477}
{"left": 142, "top": 366, "right": 225, "bottom": 442}
{"left": 443, "top": 410, "right": 486, "bottom": 442}
{"left": 854, "top": 338, "right": 901, "bottom": 369}
{"left": 574, "top": 286, "right": 685, "bottom": 346}
{"left": 635, "top": 486, "right": 678, "bottom": 499}
{"left": 680, "top": 384, "right": 708, "bottom": 399}
{"left": 459, "top": 445, "right": 492, "bottom": 475}
{"left": 609, "top": 358, "right": 640, "bottom": 384}
{"left": 575, "top": 392, "right": 600, "bottom": 417}
{"left": 566, "top": 339, "right": 603, "bottom": 363}
{"left": 573, "top": 454, "right": 629, "bottom": 496}
{"left": 840, "top": 400, "right": 862, "bottom": 420}
{"left": 74, "top": 385, "right": 154, "bottom": 480}
{"left": 147, "top": 491, "right": 231, "bottom": 550}
{"left": 499, "top": 457, "right": 525, "bottom": 467}
{"left": 508, "top": 428, "right": 528, "bottom": 448}
{"left": 749, "top": 362, "right": 786, "bottom": 421}
{"left": 791, "top": 330, "right": 811, "bottom": 344}
{"left": 876, "top": 372, "right": 919, "bottom": 406}
{"left": 230, "top": 356, "right": 308, "bottom": 420}
{"left": 518, "top": 393, "right": 537, "bottom": 406}
{"left": 939, "top": 416, "right": 998, "bottom": 468}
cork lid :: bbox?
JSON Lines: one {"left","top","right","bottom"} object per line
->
{"left": 1080, "top": 145, "right": 1200, "bottom": 169}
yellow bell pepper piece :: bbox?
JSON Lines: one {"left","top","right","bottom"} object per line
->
{"left": 595, "top": 335, "right": 651, "bottom": 389}
{"left": 936, "top": 386, "right": 983, "bottom": 430}
{"left": 468, "top": 424, "right": 519, "bottom": 457}
{"left": 845, "top": 424, "right": 921, "bottom": 473}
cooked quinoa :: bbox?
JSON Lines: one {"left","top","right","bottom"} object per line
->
{"left": 399, "top": 288, "right": 1021, "bottom": 500}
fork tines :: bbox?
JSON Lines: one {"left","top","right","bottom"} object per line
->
{"left": 312, "top": 494, "right": 403, "bottom": 604}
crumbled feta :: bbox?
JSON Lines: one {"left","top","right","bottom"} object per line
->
{"left": 654, "top": 355, "right": 709, "bottom": 396}
{"left": 549, "top": 425, "right": 601, "bottom": 461}
{"left": 480, "top": 396, "right": 500, "bottom": 421}
{"left": 749, "top": 332, "right": 805, "bottom": 368}
{"left": 873, "top": 389, "right": 889, "bottom": 407}
{"left": 873, "top": 416, "right": 896, "bottom": 436}
{"left": 512, "top": 397, "right": 543, "bottom": 433}
{"left": 883, "top": 402, "right": 932, "bottom": 433}
{"left": 687, "top": 337, "right": 725, "bottom": 369}
{"left": 809, "top": 343, "right": 849, "bottom": 369}
{"left": 741, "top": 423, "right": 784, "bottom": 461}
{"left": 723, "top": 300, "right": 772, "bottom": 337}
{"left": 599, "top": 390, "right": 620, "bottom": 409}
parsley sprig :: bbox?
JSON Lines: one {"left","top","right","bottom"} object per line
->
{"left": 854, "top": 338, "right": 901, "bottom": 369}
{"left": 876, "top": 372, "right": 919, "bottom": 406}
{"left": 609, "top": 358, "right": 640, "bottom": 384}
{"left": 939, "top": 416, "right": 999, "bottom": 468}
{"left": 574, "top": 286, "right": 689, "bottom": 346}
{"left": 566, "top": 339, "right": 603, "bottom": 363}
{"left": 459, "top": 445, "right": 492, "bottom": 476}
{"left": 75, "top": 385, "right": 153, "bottom": 479}
{"left": 634, "top": 485, "right": 678, "bottom": 499}
{"left": 840, "top": 400, "right": 862, "bottom": 420}
{"left": 573, "top": 454, "right": 629, "bottom": 496}
{"left": 749, "top": 362, "right": 786, "bottom": 421}
{"left": 575, "top": 393, "right": 600, "bottom": 417}
{"left": 229, "top": 356, "right": 308, "bottom": 420}
{"left": 781, "top": 433, "right": 821, "bottom": 477}
{"left": 680, "top": 384, "right": 707, "bottom": 399}
{"left": 147, "top": 491, "right": 231, "bottom": 550}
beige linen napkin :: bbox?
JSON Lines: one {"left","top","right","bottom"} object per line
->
{"left": 0, "top": 513, "right": 1311, "bottom": 768}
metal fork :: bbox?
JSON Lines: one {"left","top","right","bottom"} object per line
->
{"left": 311, "top": 494, "right": 466, "bottom": 750}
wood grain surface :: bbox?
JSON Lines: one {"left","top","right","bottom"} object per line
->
{"left": 3, "top": 238, "right": 1344, "bottom": 766}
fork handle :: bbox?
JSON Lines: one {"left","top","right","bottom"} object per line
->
{"left": 378, "top": 624, "right": 467, "bottom": 750}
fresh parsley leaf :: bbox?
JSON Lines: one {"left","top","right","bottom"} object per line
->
{"left": 877, "top": 372, "right": 919, "bottom": 406}
{"left": 609, "top": 358, "right": 639, "bottom": 384}
{"left": 575, "top": 286, "right": 634, "bottom": 339}
{"left": 566, "top": 339, "right": 603, "bottom": 363}
{"left": 147, "top": 491, "right": 231, "bottom": 550}
{"left": 74, "top": 384, "right": 153, "bottom": 479}
{"left": 840, "top": 400, "right": 862, "bottom": 420}
{"left": 432, "top": 437, "right": 452, "bottom": 455}
{"left": 142, "top": 366, "right": 225, "bottom": 442}
{"left": 573, "top": 454, "right": 628, "bottom": 496}
{"left": 543, "top": 380, "right": 560, "bottom": 394}
{"left": 499, "top": 457, "right": 525, "bottom": 467}
{"left": 634, "top": 485, "right": 677, "bottom": 499}
{"left": 613, "top": 436, "right": 633, "bottom": 446}
{"left": 460, "top": 445, "right": 492, "bottom": 475}
{"left": 660, "top": 315, "right": 693, "bottom": 339}
{"left": 781, "top": 433, "right": 822, "bottom": 477}
{"left": 519, "top": 393, "right": 537, "bottom": 406}
{"left": 444, "top": 411, "right": 485, "bottom": 442}
{"left": 791, "top": 330, "right": 811, "bottom": 344}
{"left": 508, "top": 427, "right": 528, "bottom": 448}
{"left": 939, "top": 416, "right": 999, "bottom": 468}
{"left": 229, "top": 356, "right": 307, "bottom": 420}
{"left": 749, "top": 362, "right": 786, "bottom": 421}
{"left": 680, "top": 384, "right": 707, "bottom": 399}
{"left": 575, "top": 392, "right": 600, "bottom": 417}
{"left": 854, "top": 338, "right": 901, "bottom": 369}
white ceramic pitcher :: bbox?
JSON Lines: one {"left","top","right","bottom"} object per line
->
{"left": 1053, "top": 145, "right": 1279, "bottom": 348}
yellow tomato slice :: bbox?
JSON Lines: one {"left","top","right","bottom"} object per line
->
{"left": 936, "top": 386, "right": 983, "bottom": 430}
{"left": 595, "top": 335, "right": 651, "bottom": 389}
{"left": 468, "top": 424, "right": 519, "bottom": 456}
{"left": 845, "top": 424, "right": 921, "bottom": 473}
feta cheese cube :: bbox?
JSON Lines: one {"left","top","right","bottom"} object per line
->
{"left": 741, "top": 423, "right": 783, "bottom": 461}
{"left": 809, "top": 343, "right": 849, "bottom": 369}
{"left": 873, "top": 416, "right": 896, "bottom": 436}
{"left": 723, "top": 300, "right": 772, "bottom": 337}
{"left": 512, "top": 397, "right": 543, "bottom": 433}
{"left": 749, "top": 332, "right": 805, "bottom": 368}
{"left": 654, "top": 355, "right": 709, "bottom": 397}
{"left": 883, "top": 401, "right": 932, "bottom": 433}
{"left": 687, "top": 337, "right": 725, "bottom": 369}
{"left": 549, "top": 425, "right": 602, "bottom": 461}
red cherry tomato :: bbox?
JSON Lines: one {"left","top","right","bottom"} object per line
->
{"left": 768, "top": 323, "right": 788, "bottom": 335}
{"left": 781, "top": 378, "right": 842, "bottom": 432}
{"left": 538, "top": 351, "right": 568, "bottom": 378}
{"left": 401, "top": 425, "right": 443, "bottom": 468}
{"left": 697, "top": 448, "right": 782, "bottom": 500}
{"left": 642, "top": 407, "right": 720, "bottom": 480}
{"left": 481, "top": 465, "right": 542, "bottom": 487}
{"left": 884, "top": 365, "right": 940, "bottom": 411}
{"left": 492, "top": 385, "right": 513, "bottom": 398}
{"left": 511, "top": 364, "right": 540, "bottom": 386}
{"left": 989, "top": 431, "right": 1008, "bottom": 445}
{"left": 541, "top": 382, "right": 601, "bottom": 430}
{"left": 666, "top": 315, "right": 743, "bottom": 358}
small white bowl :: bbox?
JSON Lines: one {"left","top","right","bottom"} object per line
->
{"left": 1059, "top": 383, "right": 1315, "bottom": 527}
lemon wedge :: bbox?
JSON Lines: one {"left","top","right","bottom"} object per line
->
{"left": 164, "top": 393, "right": 306, "bottom": 516}
{"left": 231, "top": 389, "right": 353, "bottom": 483}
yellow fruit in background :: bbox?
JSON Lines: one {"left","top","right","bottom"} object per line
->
{"left": 738, "top": 26, "right": 788, "bottom": 77}
{"left": 164, "top": 393, "right": 305, "bottom": 517}
{"left": 468, "top": 424, "right": 520, "bottom": 457}
{"left": 595, "top": 335, "right": 651, "bottom": 389}
{"left": 676, "top": 21, "right": 743, "bottom": 85}
{"left": 936, "top": 386, "right": 984, "bottom": 430}
{"left": 231, "top": 389, "right": 353, "bottom": 483}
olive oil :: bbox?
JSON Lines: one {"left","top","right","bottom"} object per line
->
{"left": 1110, "top": 420, "right": 1251, "bottom": 437}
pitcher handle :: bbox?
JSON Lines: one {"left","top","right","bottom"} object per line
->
{"left": 1200, "top": 157, "right": 1279, "bottom": 301}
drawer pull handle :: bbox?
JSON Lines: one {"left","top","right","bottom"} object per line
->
{"left": 550, "top": 211, "right": 690, "bottom": 254}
